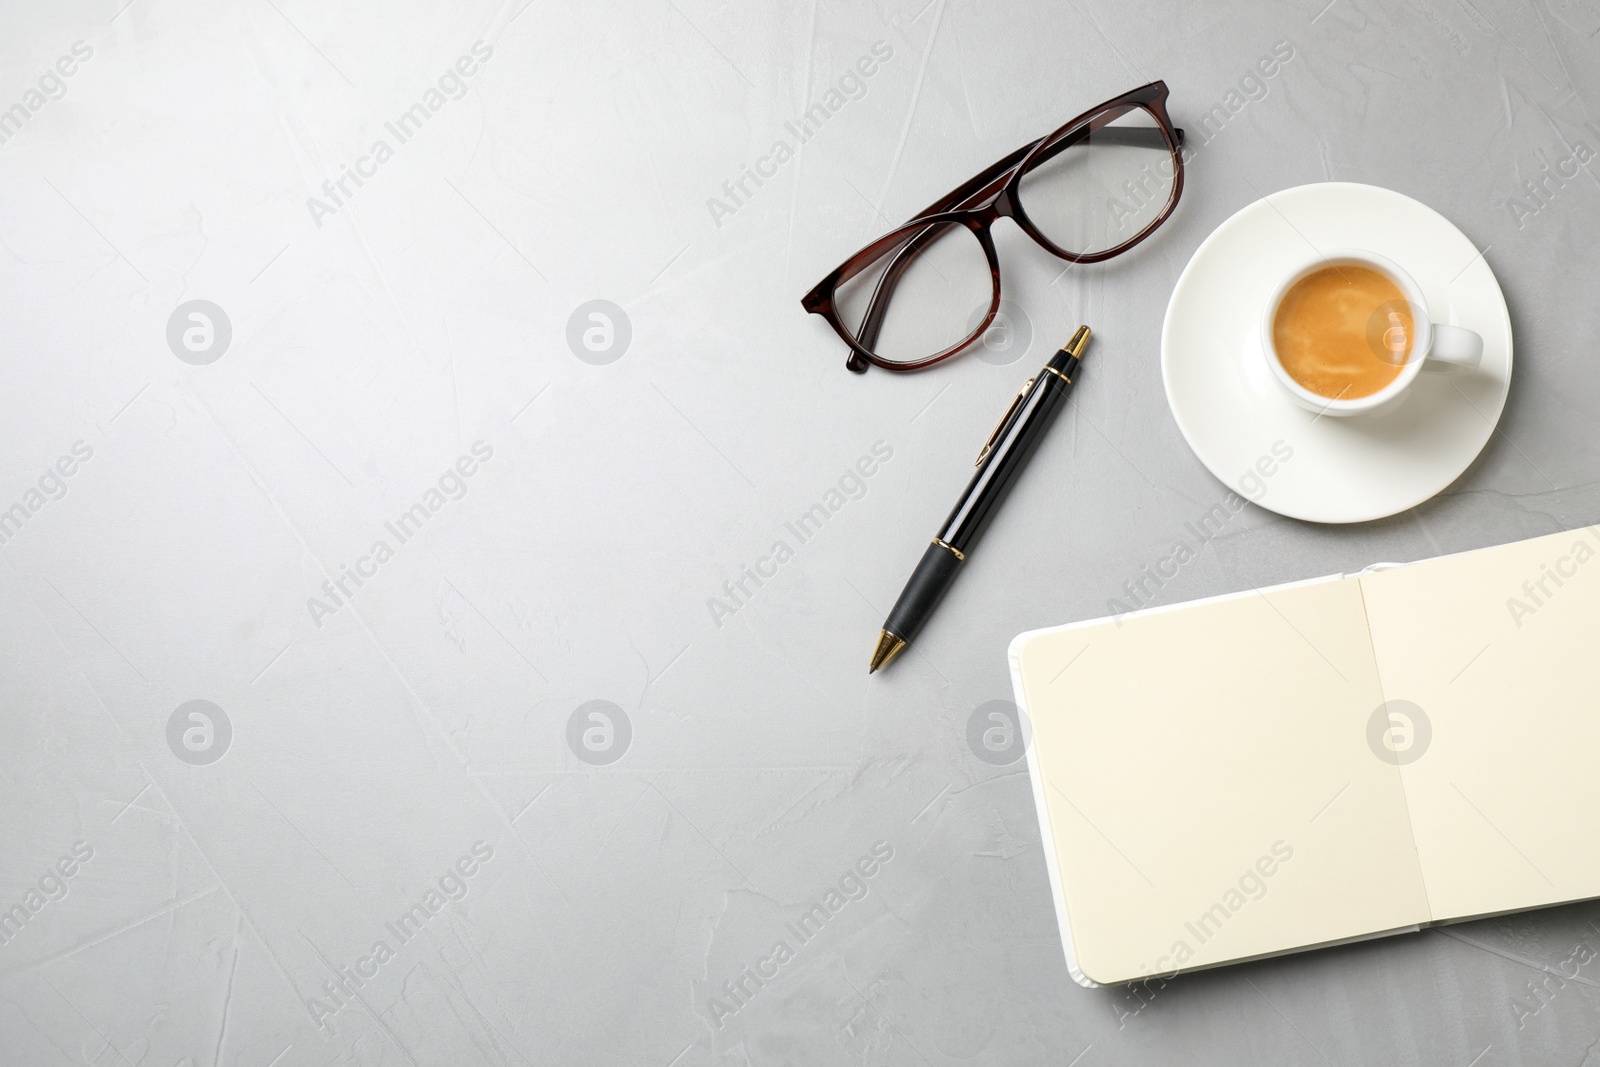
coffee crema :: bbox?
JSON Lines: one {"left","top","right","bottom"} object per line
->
{"left": 1272, "top": 266, "right": 1412, "bottom": 400}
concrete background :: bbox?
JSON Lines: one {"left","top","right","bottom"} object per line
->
{"left": 2, "top": 0, "right": 1598, "bottom": 1063}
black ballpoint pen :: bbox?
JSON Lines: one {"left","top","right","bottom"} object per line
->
{"left": 869, "top": 325, "right": 1092, "bottom": 673}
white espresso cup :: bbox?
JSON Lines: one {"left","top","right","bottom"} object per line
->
{"left": 1261, "top": 249, "right": 1482, "bottom": 417}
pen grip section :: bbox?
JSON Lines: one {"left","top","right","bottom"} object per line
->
{"left": 884, "top": 541, "right": 965, "bottom": 644}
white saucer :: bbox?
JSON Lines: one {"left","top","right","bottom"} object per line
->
{"left": 1161, "top": 182, "right": 1512, "bottom": 524}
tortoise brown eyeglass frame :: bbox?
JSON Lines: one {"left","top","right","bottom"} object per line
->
{"left": 801, "top": 80, "right": 1185, "bottom": 374}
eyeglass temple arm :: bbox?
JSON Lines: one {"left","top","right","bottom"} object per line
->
{"left": 852, "top": 143, "right": 1042, "bottom": 362}
{"left": 852, "top": 219, "right": 963, "bottom": 361}
{"left": 910, "top": 123, "right": 1182, "bottom": 220}
{"left": 851, "top": 125, "right": 1182, "bottom": 366}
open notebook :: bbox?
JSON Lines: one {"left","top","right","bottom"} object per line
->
{"left": 1010, "top": 526, "right": 1600, "bottom": 987}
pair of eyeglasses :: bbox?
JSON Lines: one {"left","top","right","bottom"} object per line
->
{"left": 802, "top": 81, "right": 1185, "bottom": 373}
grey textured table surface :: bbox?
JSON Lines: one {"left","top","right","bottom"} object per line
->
{"left": 3, "top": 0, "right": 1599, "bottom": 1064}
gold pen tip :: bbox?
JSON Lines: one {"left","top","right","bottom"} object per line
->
{"left": 869, "top": 630, "right": 908, "bottom": 673}
{"left": 1063, "top": 325, "right": 1091, "bottom": 358}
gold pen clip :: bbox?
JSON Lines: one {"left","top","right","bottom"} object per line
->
{"left": 976, "top": 377, "right": 1032, "bottom": 467}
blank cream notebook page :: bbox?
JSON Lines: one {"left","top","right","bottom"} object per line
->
{"left": 1359, "top": 526, "right": 1600, "bottom": 922}
{"left": 1013, "top": 575, "right": 1431, "bottom": 986}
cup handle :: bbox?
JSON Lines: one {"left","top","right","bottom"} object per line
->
{"left": 1425, "top": 324, "right": 1482, "bottom": 370}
